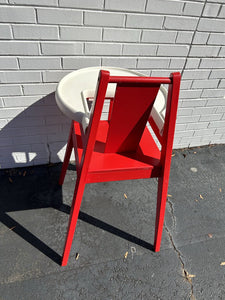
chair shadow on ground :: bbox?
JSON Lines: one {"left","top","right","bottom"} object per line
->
{"left": 0, "top": 92, "right": 154, "bottom": 266}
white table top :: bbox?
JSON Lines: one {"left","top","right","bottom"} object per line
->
{"left": 55, "top": 66, "right": 167, "bottom": 132}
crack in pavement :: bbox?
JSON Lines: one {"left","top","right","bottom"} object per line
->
{"left": 165, "top": 225, "right": 195, "bottom": 300}
{"left": 165, "top": 196, "right": 195, "bottom": 299}
{"left": 167, "top": 198, "right": 176, "bottom": 229}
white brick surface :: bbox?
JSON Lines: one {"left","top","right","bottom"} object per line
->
{"left": 208, "top": 121, "right": 225, "bottom": 129}
{"left": 0, "top": 85, "right": 22, "bottom": 96}
{"left": 42, "top": 70, "right": 70, "bottom": 82}
{"left": 208, "top": 33, "right": 225, "bottom": 45}
{"left": 0, "top": 71, "right": 42, "bottom": 83}
{"left": 194, "top": 129, "right": 215, "bottom": 136}
{"left": 0, "top": 6, "right": 36, "bottom": 23}
{"left": 22, "top": 84, "right": 57, "bottom": 95}
{"left": 103, "top": 28, "right": 141, "bottom": 42}
{"left": 3, "top": 96, "right": 42, "bottom": 107}
{"left": 180, "top": 89, "right": 202, "bottom": 99}
{"left": 41, "top": 42, "right": 83, "bottom": 55}
{"left": 189, "top": 46, "right": 220, "bottom": 57}
{"left": 218, "top": 80, "right": 225, "bottom": 88}
{"left": 105, "top": 0, "right": 146, "bottom": 12}
{"left": 102, "top": 57, "right": 137, "bottom": 68}
{"left": 60, "top": 26, "right": 102, "bottom": 41}
{"left": 164, "top": 16, "right": 198, "bottom": 30}
{"left": 0, "top": 57, "right": 18, "bottom": 70}
{"left": 216, "top": 106, "right": 225, "bottom": 113}
{"left": 19, "top": 57, "right": 61, "bottom": 70}
{"left": 198, "top": 18, "right": 225, "bottom": 33}
{"left": 169, "top": 58, "right": 186, "bottom": 69}
{"left": 203, "top": 3, "right": 221, "bottom": 17}
{"left": 192, "top": 107, "right": 217, "bottom": 115}
{"left": 62, "top": 57, "right": 101, "bottom": 69}
{"left": 146, "top": 0, "right": 184, "bottom": 15}
{"left": 0, "top": 24, "right": 13, "bottom": 39}
{"left": 122, "top": 44, "right": 157, "bottom": 56}
{"left": 142, "top": 30, "right": 177, "bottom": 44}
{"left": 182, "top": 70, "right": 210, "bottom": 79}
{"left": 202, "top": 89, "right": 225, "bottom": 98}
{"left": 187, "top": 122, "right": 208, "bottom": 130}
{"left": 176, "top": 31, "right": 193, "bottom": 44}
{"left": 210, "top": 69, "right": 225, "bottom": 79}
{"left": 219, "top": 5, "right": 225, "bottom": 18}
{"left": 0, "top": 119, "right": 8, "bottom": 129}
{"left": 13, "top": 25, "right": 59, "bottom": 40}
{"left": 137, "top": 58, "right": 170, "bottom": 69}
{"left": 199, "top": 114, "right": 222, "bottom": 122}
{"left": 157, "top": 45, "right": 189, "bottom": 57}
{"left": 192, "top": 79, "right": 219, "bottom": 89}
{"left": 0, "top": 108, "right": 24, "bottom": 118}
{"left": 85, "top": 42, "right": 121, "bottom": 55}
{"left": 37, "top": 8, "right": 82, "bottom": 25}
{"left": 84, "top": 11, "right": 125, "bottom": 27}
{"left": 59, "top": 0, "right": 103, "bottom": 9}
{"left": 193, "top": 32, "right": 209, "bottom": 45}
{"left": 199, "top": 58, "right": 225, "bottom": 69}
{"left": 9, "top": 0, "right": 58, "bottom": 5}
{"left": 0, "top": 1, "right": 225, "bottom": 169}
{"left": 180, "top": 80, "right": 192, "bottom": 89}
{"left": 181, "top": 99, "right": 207, "bottom": 108}
{"left": 185, "top": 58, "right": 200, "bottom": 69}
{"left": 182, "top": 2, "right": 204, "bottom": 16}
{"left": 126, "top": 14, "right": 163, "bottom": 29}
{"left": 219, "top": 47, "right": 225, "bottom": 57}
{"left": 0, "top": 41, "right": 40, "bottom": 55}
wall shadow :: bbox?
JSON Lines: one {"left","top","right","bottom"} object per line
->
{"left": 0, "top": 92, "right": 71, "bottom": 169}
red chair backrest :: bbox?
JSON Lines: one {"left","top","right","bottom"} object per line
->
{"left": 85, "top": 70, "right": 180, "bottom": 161}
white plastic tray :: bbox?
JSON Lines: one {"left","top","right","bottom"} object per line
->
{"left": 55, "top": 66, "right": 167, "bottom": 132}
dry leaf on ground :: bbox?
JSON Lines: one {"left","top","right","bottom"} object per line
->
{"left": 186, "top": 271, "right": 196, "bottom": 279}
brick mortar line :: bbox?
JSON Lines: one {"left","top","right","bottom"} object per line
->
{"left": 1, "top": 2, "right": 224, "bottom": 20}
{"left": 2, "top": 4, "right": 220, "bottom": 20}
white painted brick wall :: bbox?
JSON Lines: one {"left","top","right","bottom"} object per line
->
{"left": 0, "top": 0, "right": 225, "bottom": 169}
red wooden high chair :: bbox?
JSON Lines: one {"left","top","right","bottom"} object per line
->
{"left": 59, "top": 70, "right": 181, "bottom": 266}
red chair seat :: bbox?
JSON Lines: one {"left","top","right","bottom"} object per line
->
{"left": 74, "top": 121, "right": 161, "bottom": 183}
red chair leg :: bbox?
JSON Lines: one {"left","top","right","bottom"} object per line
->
{"left": 61, "top": 177, "right": 86, "bottom": 266}
{"left": 154, "top": 176, "right": 169, "bottom": 252}
{"left": 59, "top": 130, "right": 73, "bottom": 186}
